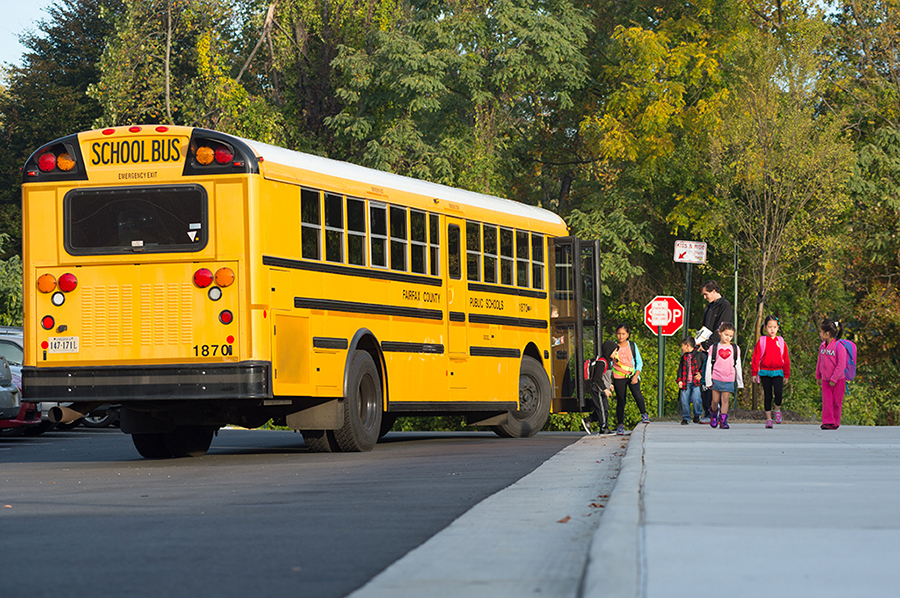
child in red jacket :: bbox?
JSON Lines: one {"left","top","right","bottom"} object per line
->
{"left": 750, "top": 315, "right": 791, "bottom": 428}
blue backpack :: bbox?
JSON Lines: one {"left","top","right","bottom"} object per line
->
{"left": 838, "top": 339, "right": 857, "bottom": 381}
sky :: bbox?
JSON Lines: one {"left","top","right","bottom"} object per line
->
{"left": 1, "top": 0, "right": 56, "bottom": 68}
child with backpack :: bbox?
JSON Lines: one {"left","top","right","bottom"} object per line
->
{"left": 704, "top": 322, "right": 743, "bottom": 429}
{"left": 815, "top": 319, "right": 855, "bottom": 430}
{"left": 750, "top": 315, "right": 791, "bottom": 428}
{"left": 581, "top": 340, "right": 617, "bottom": 435}
{"left": 677, "top": 337, "right": 704, "bottom": 424}
{"left": 611, "top": 323, "right": 650, "bottom": 435}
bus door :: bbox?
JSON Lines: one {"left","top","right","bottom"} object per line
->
{"left": 549, "top": 237, "right": 602, "bottom": 413}
{"left": 446, "top": 218, "right": 467, "bottom": 390}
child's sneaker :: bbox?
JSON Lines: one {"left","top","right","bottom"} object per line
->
{"left": 720, "top": 413, "right": 730, "bottom": 429}
{"left": 710, "top": 410, "right": 719, "bottom": 428}
{"left": 581, "top": 419, "right": 592, "bottom": 435}
{"left": 616, "top": 424, "right": 625, "bottom": 435}
{"left": 641, "top": 413, "right": 650, "bottom": 424}
{"left": 774, "top": 411, "right": 783, "bottom": 424}
{"left": 681, "top": 419, "right": 689, "bottom": 425}
{"left": 765, "top": 419, "right": 774, "bottom": 428}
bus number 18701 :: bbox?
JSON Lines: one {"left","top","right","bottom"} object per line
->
{"left": 193, "top": 344, "right": 233, "bottom": 357}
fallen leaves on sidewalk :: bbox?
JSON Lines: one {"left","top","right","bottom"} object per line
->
{"left": 557, "top": 515, "right": 571, "bottom": 523}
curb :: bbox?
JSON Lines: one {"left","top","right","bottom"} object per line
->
{"left": 580, "top": 424, "right": 645, "bottom": 598}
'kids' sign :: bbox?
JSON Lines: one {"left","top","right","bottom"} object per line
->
{"left": 644, "top": 296, "right": 684, "bottom": 336}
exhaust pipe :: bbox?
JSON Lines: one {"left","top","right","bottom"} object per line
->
{"left": 48, "top": 402, "right": 103, "bottom": 424}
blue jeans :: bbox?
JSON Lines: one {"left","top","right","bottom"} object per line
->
{"left": 680, "top": 383, "right": 702, "bottom": 420}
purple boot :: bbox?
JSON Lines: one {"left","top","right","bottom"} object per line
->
{"left": 710, "top": 409, "right": 719, "bottom": 428}
{"left": 720, "top": 413, "right": 730, "bottom": 429}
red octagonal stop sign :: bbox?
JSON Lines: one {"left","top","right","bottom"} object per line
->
{"left": 644, "top": 296, "right": 685, "bottom": 336}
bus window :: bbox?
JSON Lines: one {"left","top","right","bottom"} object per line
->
{"left": 370, "top": 202, "right": 387, "bottom": 268}
{"left": 66, "top": 185, "right": 206, "bottom": 254}
{"left": 347, "top": 197, "right": 366, "bottom": 266}
{"left": 390, "top": 206, "right": 407, "bottom": 271}
{"left": 324, "top": 193, "right": 344, "bottom": 263}
{"left": 483, "top": 224, "right": 498, "bottom": 284}
{"left": 466, "top": 221, "right": 481, "bottom": 281}
{"left": 516, "top": 230, "right": 529, "bottom": 287}
{"left": 532, "top": 233, "right": 544, "bottom": 289}
{"left": 500, "top": 227, "right": 513, "bottom": 285}
{"left": 429, "top": 214, "right": 440, "bottom": 276}
{"left": 301, "top": 188, "right": 321, "bottom": 260}
{"left": 448, "top": 224, "right": 461, "bottom": 280}
{"left": 410, "top": 209, "right": 427, "bottom": 274}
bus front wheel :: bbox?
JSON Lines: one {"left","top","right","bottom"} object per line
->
{"left": 492, "top": 356, "right": 551, "bottom": 438}
{"left": 334, "top": 350, "right": 383, "bottom": 452}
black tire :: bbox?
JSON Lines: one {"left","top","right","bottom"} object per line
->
{"left": 302, "top": 430, "right": 340, "bottom": 453}
{"left": 164, "top": 426, "right": 216, "bottom": 458}
{"left": 132, "top": 433, "right": 172, "bottom": 459}
{"left": 82, "top": 409, "right": 118, "bottom": 429}
{"left": 378, "top": 413, "right": 397, "bottom": 439}
{"left": 491, "top": 356, "right": 551, "bottom": 438}
{"left": 333, "top": 351, "right": 383, "bottom": 452}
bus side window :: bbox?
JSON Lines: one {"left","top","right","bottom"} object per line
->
{"left": 516, "top": 230, "right": 530, "bottom": 287}
{"left": 370, "top": 203, "right": 387, "bottom": 268}
{"left": 347, "top": 198, "right": 366, "bottom": 266}
{"left": 483, "top": 224, "right": 497, "bottom": 284}
{"left": 301, "top": 188, "right": 321, "bottom": 260}
{"left": 466, "top": 221, "right": 481, "bottom": 281}
{"left": 448, "top": 224, "right": 461, "bottom": 280}
{"left": 390, "top": 206, "right": 408, "bottom": 271}
{"left": 500, "top": 227, "right": 514, "bottom": 285}
{"left": 410, "top": 210, "right": 427, "bottom": 274}
{"left": 324, "top": 193, "right": 344, "bottom": 263}
{"left": 531, "top": 233, "right": 544, "bottom": 290}
{"left": 429, "top": 214, "right": 440, "bottom": 276}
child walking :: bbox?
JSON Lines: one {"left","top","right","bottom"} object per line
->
{"left": 704, "top": 322, "right": 743, "bottom": 429}
{"left": 815, "top": 319, "right": 848, "bottom": 430}
{"left": 677, "top": 337, "right": 704, "bottom": 424}
{"left": 750, "top": 315, "right": 791, "bottom": 428}
{"left": 611, "top": 323, "right": 650, "bottom": 435}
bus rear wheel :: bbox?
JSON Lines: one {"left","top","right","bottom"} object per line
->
{"left": 334, "top": 351, "right": 383, "bottom": 452}
{"left": 492, "top": 356, "right": 551, "bottom": 438}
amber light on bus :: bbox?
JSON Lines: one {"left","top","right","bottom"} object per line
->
{"left": 193, "top": 143, "right": 235, "bottom": 166}
{"left": 215, "top": 268, "right": 235, "bottom": 287}
{"left": 37, "top": 274, "right": 57, "bottom": 293}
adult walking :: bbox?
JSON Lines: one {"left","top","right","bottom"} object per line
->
{"left": 699, "top": 280, "right": 734, "bottom": 422}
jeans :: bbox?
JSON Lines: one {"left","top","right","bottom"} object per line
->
{"left": 680, "top": 383, "right": 702, "bottom": 420}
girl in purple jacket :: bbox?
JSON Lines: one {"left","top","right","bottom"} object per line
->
{"left": 815, "top": 319, "right": 848, "bottom": 430}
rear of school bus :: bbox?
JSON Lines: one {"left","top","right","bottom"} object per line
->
{"left": 21, "top": 126, "right": 269, "bottom": 457}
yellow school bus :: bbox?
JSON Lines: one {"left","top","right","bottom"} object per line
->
{"left": 22, "top": 126, "right": 602, "bottom": 458}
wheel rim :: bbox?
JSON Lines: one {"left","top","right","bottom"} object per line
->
{"left": 516, "top": 372, "right": 539, "bottom": 419}
{"left": 358, "top": 372, "right": 378, "bottom": 430}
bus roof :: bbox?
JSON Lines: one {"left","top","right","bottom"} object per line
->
{"left": 237, "top": 137, "right": 567, "bottom": 229}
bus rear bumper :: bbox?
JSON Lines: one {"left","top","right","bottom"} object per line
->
{"left": 22, "top": 361, "right": 272, "bottom": 402}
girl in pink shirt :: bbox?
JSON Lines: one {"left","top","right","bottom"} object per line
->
{"left": 750, "top": 315, "right": 791, "bottom": 428}
{"left": 815, "top": 319, "right": 848, "bottom": 430}
{"left": 703, "top": 322, "right": 743, "bottom": 429}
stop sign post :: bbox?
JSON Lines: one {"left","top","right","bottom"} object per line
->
{"left": 644, "top": 296, "right": 684, "bottom": 418}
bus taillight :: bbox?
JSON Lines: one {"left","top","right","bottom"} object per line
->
{"left": 215, "top": 268, "right": 235, "bottom": 287}
{"left": 38, "top": 153, "right": 56, "bottom": 172}
{"left": 214, "top": 147, "right": 234, "bottom": 164}
{"left": 57, "top": 153, "right": 76, "bottom": 172}
{"left": 37, "top": 274, "right": 57, "bottom": 293}
{"left": 193, "top": 268, "right": 214, "bottom": 288}
{"left": 195, "top": 146, "right": 215, "bottom": 165}
{"left": 219, "top": 310, "right": 233, "bottom": 325}
{"left": 41, "top": 315, "right": 55, "bottom": 330}
{"left": 58, "top": 273, "right": 78, "bottom": 292}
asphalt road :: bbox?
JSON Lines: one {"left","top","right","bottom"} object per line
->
{"left": 0, "top": 428, "right": 583, "bottom": 598}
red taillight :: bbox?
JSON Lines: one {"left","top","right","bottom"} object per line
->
{"left": 156, "top": 126, "right": 169, "bottom": 133}
{"left": 102, "top": 129, "right": 115, "bottom": 135}
{"left": 193, "top": 268, "right": 214, "bottom": 288}
{"left": 58, "top": 273, "right": 78, "bottom": 292}
{"left": 38, "top": 153, "right": 57, "bottom": 172}
{"left": 129, "top": 126, "right": 142, "bottom": 133}
{"left": 219, "top": 310, "right": 234, "bottom": 325}
{"left": 41, "top": 315, "right": 55, "bottom": 330}
{"left": 214, "top": 146, "right": 234, "bottom": 164}
{"left": 226, "top": 335, "right": 235, "bottom": 344}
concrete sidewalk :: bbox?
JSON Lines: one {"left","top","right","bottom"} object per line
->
{"left": 584, "top": 422, "right": 900, "bottom": 598}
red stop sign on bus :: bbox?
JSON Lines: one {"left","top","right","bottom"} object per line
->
{"left": 644, "top": 296, "right": 685, "bottom": 336}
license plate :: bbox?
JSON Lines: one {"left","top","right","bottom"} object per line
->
{"left": 48, "top": 336, "right": 79, "bottom": 353}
